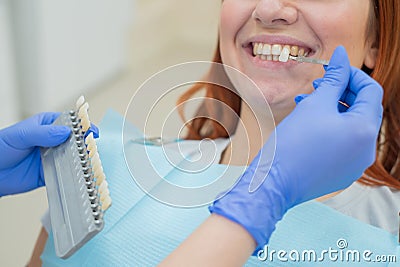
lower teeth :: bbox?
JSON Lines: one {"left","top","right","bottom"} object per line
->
{"left": 256, "top": 52, "right": 309, "bottom": 62}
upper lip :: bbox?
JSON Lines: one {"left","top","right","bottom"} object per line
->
{"left": 243, "top": 35, "right": 316, "bottom": 54}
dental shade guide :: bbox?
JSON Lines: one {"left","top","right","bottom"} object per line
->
{"left": 40, "top": 96, "right": 112, "bottom": 259}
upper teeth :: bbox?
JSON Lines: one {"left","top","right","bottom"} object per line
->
{"left": 253, "top": 43, "right": 309, "bottom": 62}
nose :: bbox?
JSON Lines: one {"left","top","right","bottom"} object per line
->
{"left": 252, "top": 0, "right": 298, "bottom": 27}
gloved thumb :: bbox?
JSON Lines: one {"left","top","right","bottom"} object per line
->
{"left": 315, "top": 46, "right": 351, "bottom": 107}
{"left": 10, "top": 125, "right": 71, "bottom": 149}
{"left": 345, "top": 67, "right": 383, "bottom": 129}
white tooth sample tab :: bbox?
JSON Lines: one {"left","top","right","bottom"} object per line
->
{"left": 76, "top": 96, "right": 85, "bottom": 110}
{"left": 78, "top": 102, "right": 91, "bottom": 131}
{"left": 95, "top": 172, "right": 106, "bottom": 186}
{"left": 99, "top": 181, "right": 108, "bottom": 194}
{"left": 85, "top": 132, "right": 96, "bottom": 150}
{"left": 81, "top": 113, "right": 91, "bottom": 132}
{"left": 100, "top": 188, "right": 110, "bottom": 201}
{"left": 85, "top": 132, "right": 95, "bottom": 145}
{"left": 78, "top": 102, "right": 89, "bottom": 118}
{"left": 102, "top": 195, "right": 112, "bottom": 211}
{"left": 89, "top": 145, "right": 98, "bottom": 158}
{"left": 91, "top": 152, "right": 101, "bottom": 166}
{"left": 94, "top": 164, "right": 104, "bottom": 178}
{"left": 279, "top": 45, "right": 291, "bottom": 62}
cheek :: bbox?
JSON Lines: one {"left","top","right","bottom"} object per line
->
{"left": 220, "top": 1, "right": 253, "bottom": 44}
{"left": 304, "top": 4, "right": 370, "bottom": 68}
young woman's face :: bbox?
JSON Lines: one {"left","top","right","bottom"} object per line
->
{"left": 220, "top": 0, "right": 377, "bottom": 118}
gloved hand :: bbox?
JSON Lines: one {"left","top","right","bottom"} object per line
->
{"left": 209, "top": 46, "right": 383, "bottom": 250}
{"left": 0, "top": 112, "right": 99, "bottom": 197}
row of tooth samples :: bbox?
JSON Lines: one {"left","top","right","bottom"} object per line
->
{"left": 69, "top": 109, "right": 103, "bottom": 224}
{"left": 85, "top": 132, "right": 112, "bottom": 211}
{"left": 253, "top": 43, "right": 309, "bottom": 63}
{"left": 76, "top": 96, "right": 91, "bottom": 132}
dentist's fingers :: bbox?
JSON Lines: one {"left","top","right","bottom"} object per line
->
{"left": 37, "top": 112, "right": 62, "bottom": 125}
{"left": 314, "top": 46, "right": 351, "bottom": 108}
{"left": 16, "top": 125, "right": 71, "bottom": 148}
{"left": 345, "top": 67, "right": 383, "bottom": 128}
{"left": 85, "top": 123, "right": 100, "bottom": 139}
{"left": 294, "top": 94, "right": 310, "bottom": 105}
{"left": 294, "top": 77, "right": 324, "bottom": 106}
{"left": 0, "top": 113, "right": 71, "bottom": 150}
{"left": 312, "top": 78, "right": 324, "bottom": 90}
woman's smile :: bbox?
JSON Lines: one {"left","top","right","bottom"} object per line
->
{"left": 219, "top": 0, "right": 376, "bottom": 116}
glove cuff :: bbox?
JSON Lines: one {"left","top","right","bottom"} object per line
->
{"left": 209, "top": 164, "right": 288, "bottom": 251}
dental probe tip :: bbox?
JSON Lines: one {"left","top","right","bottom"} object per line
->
{"left": 289, "top": 56, "right": 330, "bottom": 66}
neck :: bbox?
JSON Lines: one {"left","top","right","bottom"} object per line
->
{"left": 220, "top": 102, "right": 276, "bottom": 166}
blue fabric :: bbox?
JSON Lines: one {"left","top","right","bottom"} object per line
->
{"left": 41, "top": 110, "right": 399, "bottom": 266}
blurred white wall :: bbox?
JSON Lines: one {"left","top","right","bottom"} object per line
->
{"left": 10, "top": 0, "right": 134, "bottom": 116}
{"left": 0, "top": 0, "right": 18, "bottom": 127}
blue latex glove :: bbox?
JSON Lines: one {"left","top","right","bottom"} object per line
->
{"left": 0, "top": 112, "right": 99, "bottom": 197}
{"left": 209, "top": 46, "right": 383, "bottom": 250}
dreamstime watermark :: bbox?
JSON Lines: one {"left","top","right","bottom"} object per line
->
{"left": 257, "top": 238, "right": 397, "bottom": 263}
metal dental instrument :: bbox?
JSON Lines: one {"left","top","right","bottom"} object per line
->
{"left": 289, "top": 55, "right": 352, "bottom": 109}
{"left": 289, "top": 55, "right": 330, "bottom": 66}
{"left": 130, "top": 137, "right": 183, "bottom": 146}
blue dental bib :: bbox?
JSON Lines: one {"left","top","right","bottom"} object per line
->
{"left": 41, "top": 110, "right": 399, "bottom": 266}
